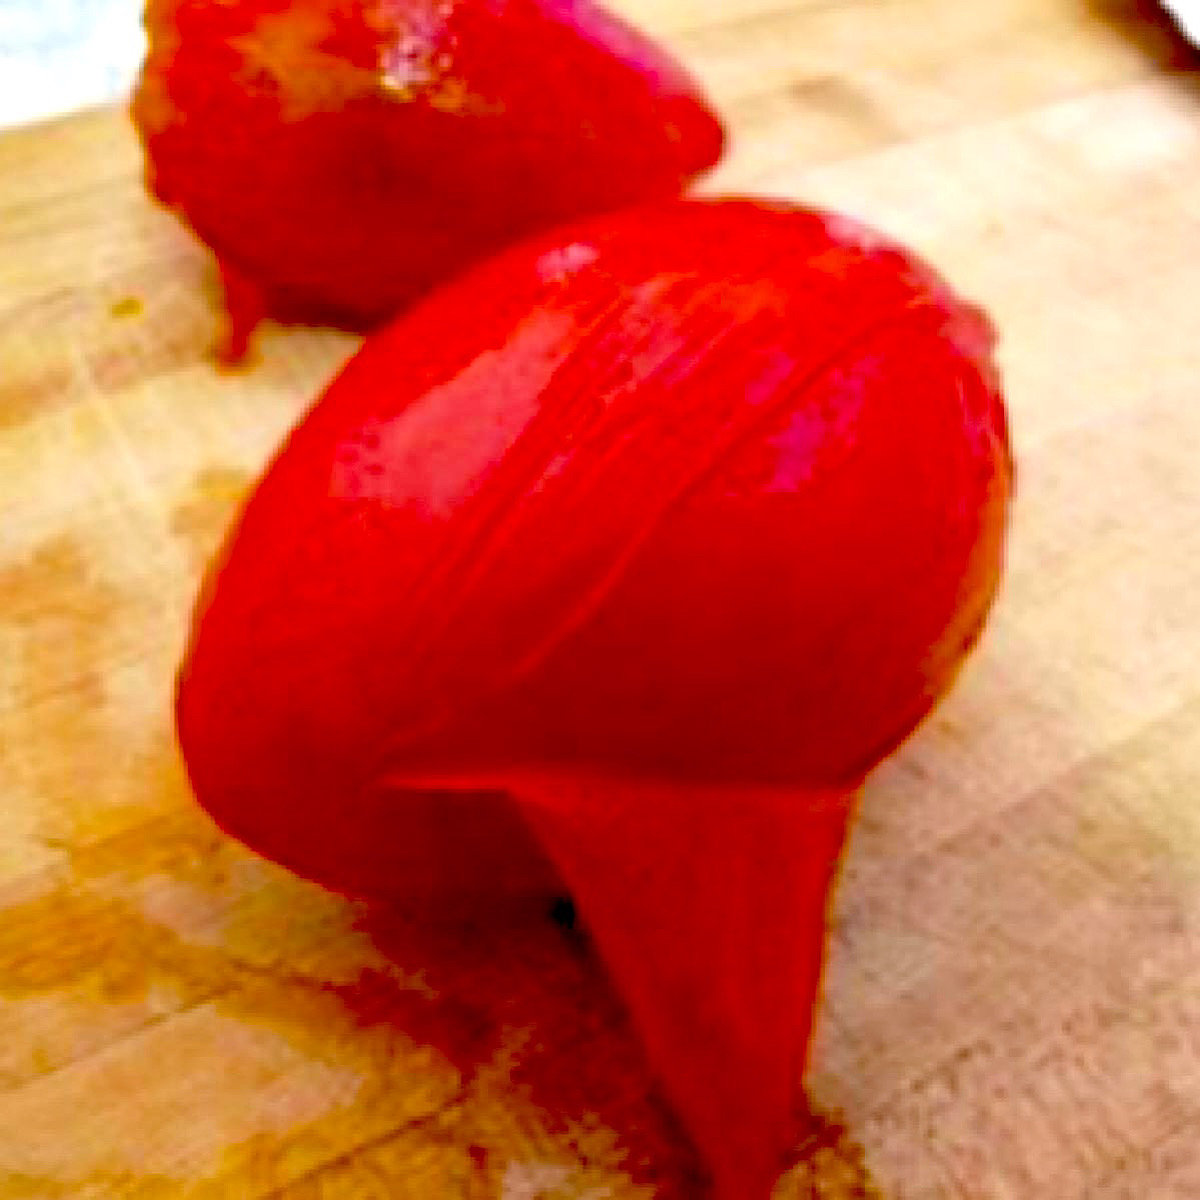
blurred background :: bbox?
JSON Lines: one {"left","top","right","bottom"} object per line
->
{"left": 0, "top": 0, "right": 145, "bottom": 127}
{"left": 1, "top": 0, "right": 1198, "bottom": 129}
{"left": 1164, "top": 0, "right": 1199, "bottom": 41}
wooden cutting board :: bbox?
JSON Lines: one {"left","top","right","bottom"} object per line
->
{"left": 2, "top": 2, "right": 1199, "bottom": 1196}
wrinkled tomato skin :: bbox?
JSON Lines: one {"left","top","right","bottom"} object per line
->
{"left": 133, "top": 0, "right": 725, "bottom": 355}
{"left": 176, "top": 196, "right": 1012, "bottom": 1199}
{"left": 176, "top": 197, "right": 1012, "bottom": 898}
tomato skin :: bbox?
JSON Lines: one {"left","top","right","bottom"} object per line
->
{"left": 177, "top": 197, "right": 1012, "bottom": 892}
{"left": 176, "top": 195, "right": 1012, "bottom": 1196}
{"left": 133, "top": 0, "right": 725, "bottom": 356}
{"left": 177, "top": 198, "right": 1011, "bottom": 870}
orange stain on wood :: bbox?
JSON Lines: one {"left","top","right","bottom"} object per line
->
{"left": 0, "top": 367, "right": 78, "bottom": 431}
{"left": 110, "top": 295, "right": 144, "bottom": 319}
{"left": 0, "top": 522, "right": 884, "bottom": 1198}
{"left": 0, "top": 537, "right": 171, "bottom": 845}
{"left": 170, "top": 467, "right": 254, "bottom": 572}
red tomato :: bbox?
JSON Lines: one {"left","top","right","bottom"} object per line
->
{"left": 133, "top": 0, "right": 725, "bottom": 357}
{"left": 177, "top": 196, "right": 1013, "bottom": 1197}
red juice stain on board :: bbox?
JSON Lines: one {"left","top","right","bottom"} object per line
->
{"left": 326, "top": 898, "right": 706, "bottom": 1191}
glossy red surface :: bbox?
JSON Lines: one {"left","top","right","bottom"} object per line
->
{"left": 177, "top": 197, "right": 1013, "bottom": 1197}
{"left": 515, "top": 770, "right": 854, "bottom": 1199}
{"left": 133, "top": 0, "right": 724, "bottom": 358}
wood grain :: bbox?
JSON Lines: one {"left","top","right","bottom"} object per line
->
{"left": 2, "top": 1, "right": 1199, "bottom": 1196}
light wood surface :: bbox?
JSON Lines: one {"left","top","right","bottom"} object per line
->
{"left": 2, "top": 2, "right": 1200, "bottom": 1196}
